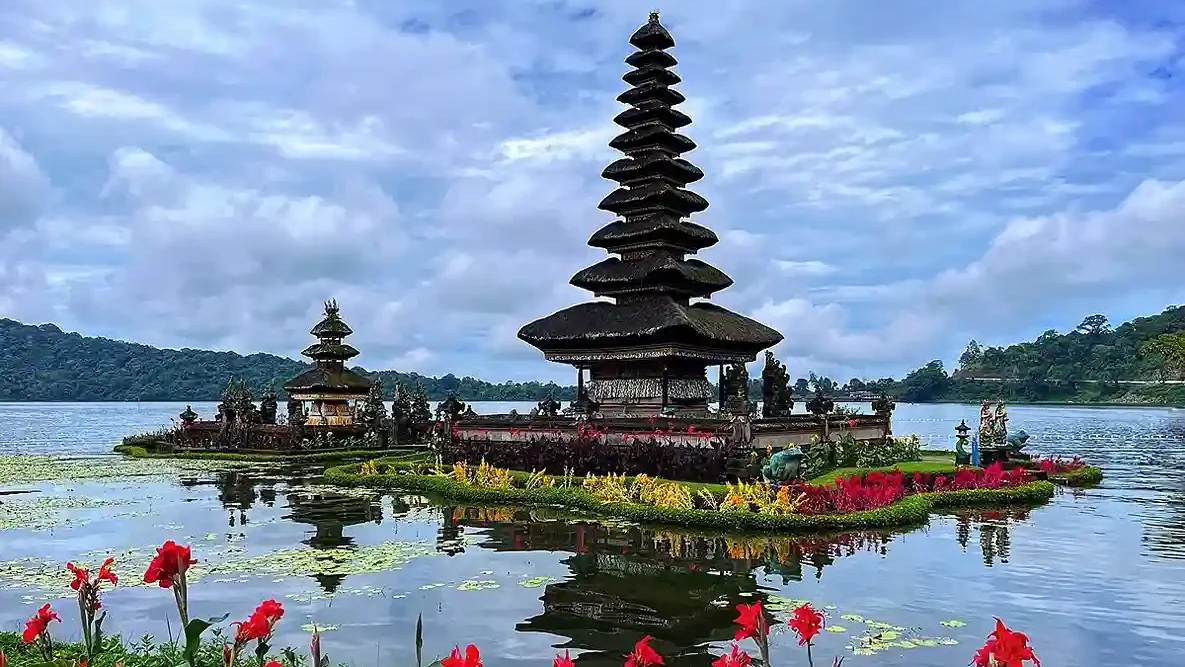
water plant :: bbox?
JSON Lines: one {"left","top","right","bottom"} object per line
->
{"left": 3, "top": 532, "right": 1042, "bottom": 667}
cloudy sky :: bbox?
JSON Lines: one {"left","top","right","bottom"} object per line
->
{"left": 1, "top": 0, "right": 1184, "bottom": 384}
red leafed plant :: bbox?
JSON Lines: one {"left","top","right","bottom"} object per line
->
{"left": 1032, "top": 455, "right": 1085, "bottom": 474}
{"left": 786, "top": 462, "right": 1030, "bottom": 515}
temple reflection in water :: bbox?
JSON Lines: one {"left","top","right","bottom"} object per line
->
{"left": 444, "top": 506, "right": 897, "bottom": 665}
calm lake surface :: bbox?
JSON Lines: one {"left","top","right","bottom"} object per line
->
{"left": 1, "top": 401, "right": 1183, "bottom": 666}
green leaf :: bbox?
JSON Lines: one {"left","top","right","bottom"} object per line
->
{"left": 427, "top": 661, "right": 443, "bottom": 667}
{"left": 182, "top": 613, "right": 229, "bottom": 667}
{"left": 415, "top": 613, "right": 424, "bottom": 667}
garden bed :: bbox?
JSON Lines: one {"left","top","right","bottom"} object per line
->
{"left": 323, "top": 461, "right": 1056, "bottom": 533}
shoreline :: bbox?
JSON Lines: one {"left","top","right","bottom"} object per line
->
{"left": 4, "top": 398, "right": 1185, "bottom": 408}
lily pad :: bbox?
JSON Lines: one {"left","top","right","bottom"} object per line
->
{"left": 941, "top": 619, "right": 967, "bottom": 627}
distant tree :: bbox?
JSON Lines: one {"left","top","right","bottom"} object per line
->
{"left": 958, "top": 340, "right": 983, "bottom": 369}
{"left": 1076, "top": 314, "right": 1111, "bottom": 338}
{"left": 899, "top": 360, "right": 950, "bottom": 402}
{"left": 793, "top": 378, "right": 810, "bottom": 394}
{"left": 846, "top": 377, "right": 866, "bottom": 392}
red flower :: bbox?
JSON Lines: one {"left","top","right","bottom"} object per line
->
{"left": 711, "top": 644, "right": 751, "bottom": 667}
{"left": 234, "top": 600, "right": 284, "bottom": 642}
{"left": 262, "top": 661, "right": 283, "bottom": 667}
{"left": 21, "top": 604, "right": 60, "bottom": 643}
{"left": 441, "top": 644, "right": 482, "bottom": 667}
{"left": 973, "top": 618, "right": 1040, "bottom": 667}
{"left": 143, "top": 540, "right": 196, "bottom": 588}
{"left": 732, "top": 602, "right": 768, "bottom": 642}
{"left": 847, "top": 419, "right": 857, "bottom": 428}
{"left": 554, "top": 650, "right": 575, "bottom": 667}
{"left": 788, "top": 603, "right": 824, "bottom": 645}
{"left": 624, "top": 636, "right": 663, "bottom": 667}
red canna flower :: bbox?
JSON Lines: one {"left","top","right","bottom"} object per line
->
{"left": 788, "top": 603, "right": 824, "bottom": 646}
{"left": 234, "top": 599, "right": 284, "bottom": 642}
{"left": 712, "top": 644, "right": 751, "bottom": 667}
{"left": 732, "top": 602, "right": 768, "bottom": 642}
{"left": 624, "top": 636, "right": 663, "bottom": 667}
{"left": 554, "top": 650, "right": 575, "bottom": 667}
{"left": 262, "top": 661, "right": 283, "bottom": 667}
{"left": 143, "top": 540, "right": 196, "bottom": 588}
{"left": 973, "top": 618, "right": 1040, "bottom": 667}
{"left": 847, "top": 419, "right": 857, "bottom": 428}
{"left": 441, "top": 644, "right": 482, "bottom": 667}
{"left": 22, "top": 604, "right": 60, "bottom": 643}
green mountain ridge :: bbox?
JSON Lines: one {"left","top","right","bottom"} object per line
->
{"left": 2, "top": 305, "right": 1183, "bottom": 404}
{"left": 0, "top": 318, "right": 574, "bottom": 402}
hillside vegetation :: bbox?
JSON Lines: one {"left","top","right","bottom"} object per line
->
{"left": 896, "top": 307, "right": 1185, "bottom": 403}
{"left": 0, "top": 319, "right": 573, "bottom": 402}
{"left": 2, "top": 306, "right": 1183, "bottom": 403}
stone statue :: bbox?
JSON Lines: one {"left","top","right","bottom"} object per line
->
{"left": 437, "top": 392, "right": 466, "bottom": 423}
{"left": 729, "top": 413, "right": 752, "bottom": 445}
{"left": 762, "top": 446, "right": 805, "bottom": 482}
{"left": 536, "top": 395, "right": 561, "bottom": 418}
{"left": 806, "top": 387, "right": 834, "bottom": 417}
{"left": 872, "top": 393, "right": 896, "bottom": 416}
{"left": 508, "top": 409, "right": 520, "bottom": 420}
{"left": 179, "top": 405, "right": 198, "bottom": 426}
{"left": 978, "top": 401, "right": 995, "bottom": 443}
{"left": 286, "top": 398, "right": 306, "bottom": 426}
{"left": 259, "top": 387, "right": 278, "bottom": 425}
{"left": 1005, "top": 429, "right": 1030, "bottom": 454}
{"left": 992, "top": 401, "right": 1009, "bottom": 445}
{"left": 462, "top": 405, "right": 477, "bottom": 418}
{"left": 761, "top": 352, "right": 793, "bottom": 418}
{"left": 721, "top": 362, "right": 751, "bottom": 415}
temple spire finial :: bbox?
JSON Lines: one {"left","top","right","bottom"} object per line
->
{"left": 649, "top": 10, "right": 660, "bottom": 23}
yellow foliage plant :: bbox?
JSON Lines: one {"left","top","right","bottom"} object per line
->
{"left": 650, "top": 481, "right": 694, "bottom": 510}
{"left": 358, "top": 460, "right": 379, "bottom": 476}
{"left": 582, "top": 473, "right": 632, "bottom": 503}
{"left": 475, "top": 458, "right": 514, "bottom": 490}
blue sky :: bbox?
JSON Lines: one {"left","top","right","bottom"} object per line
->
{"left": 1, "top": 0, "right": 1184, "bottom": 384}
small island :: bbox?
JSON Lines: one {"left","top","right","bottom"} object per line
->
{"left": 117, "top": 13, "right": 1100, "bottom": 531}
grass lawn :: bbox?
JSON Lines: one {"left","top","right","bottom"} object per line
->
{"left": 807, "top": 455, "right": 964, "bottom": 485}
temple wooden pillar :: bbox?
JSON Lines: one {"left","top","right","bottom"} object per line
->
{"left": 661, "top": 365, "right": 669, "bottom": 408}
{"left": 718, "top": 364, "right": 726, "bottom": 407}
{"left": 576, "top": 366, "right": 584, "bottom": 398}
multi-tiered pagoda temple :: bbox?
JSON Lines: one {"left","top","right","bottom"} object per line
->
{"left": 518, "top": 12, "right": 783, "bottom": 416}
{"left": 283, "top": 300, "right": 373, "bottom": 426}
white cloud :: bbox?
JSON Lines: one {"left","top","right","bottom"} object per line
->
{"left": 0, "top": 0, "right": 1182, "bottom": 383}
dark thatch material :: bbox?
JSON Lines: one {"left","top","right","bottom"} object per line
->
{"left": 300, "top": 342, "right": 361, "bottom": 360}
{"left": 587, "top": 217, "right": 718, "bottom": 252}
{"left": 571, "top": 255, "right": 732, "bottom": 297}
{"left": 518, "top": 13, "right": 783, "bottom": 364}
{"left": 518, "top": 296, "right": 783, "bottom": 353}
{"left": 602, "top": 156, "right": 703, "bottom": 186}
{"left": 630, "top": 11, "right": 675, "bottom": 50}
{"left": 283, "top": 367, "right": 373, "bottom": 394}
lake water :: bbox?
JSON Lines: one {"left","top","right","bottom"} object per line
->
{"left": 1, "top": 401, "right": 1183, "bottom": 667}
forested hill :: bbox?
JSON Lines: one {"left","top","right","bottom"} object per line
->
{"left": 896, "top": 306, "right": 1185, "bottom": 403}
{"left": 0, "top": 319, "right": 575, "bottom": 402}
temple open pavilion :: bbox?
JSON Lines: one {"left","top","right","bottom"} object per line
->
{"left": 283, "top": 300, "right": 373, "bottom": 426}
{"left": 518, "top": 12, "right": 783, "bottom": 417}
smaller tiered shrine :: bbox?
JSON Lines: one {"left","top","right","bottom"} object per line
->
{"left": 283, "top": 300, "right": 373, "bottom": 426}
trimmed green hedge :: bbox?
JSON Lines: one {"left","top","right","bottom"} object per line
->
{"left": 323, "top": 464, "right": 1056, "bottom": 532}
{"left": 1047, "top": 465, "right": 1104, "bottom": 487}
{"left": 113, "top": 442, "right": 428, "bottom": 464}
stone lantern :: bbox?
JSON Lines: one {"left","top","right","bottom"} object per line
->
{"left": 955, "top": 419, "right": 971, "bottom": 465}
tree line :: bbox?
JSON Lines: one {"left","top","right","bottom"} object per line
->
{"left": 2, "top": 305, "right": 1183, "bottom": 403}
